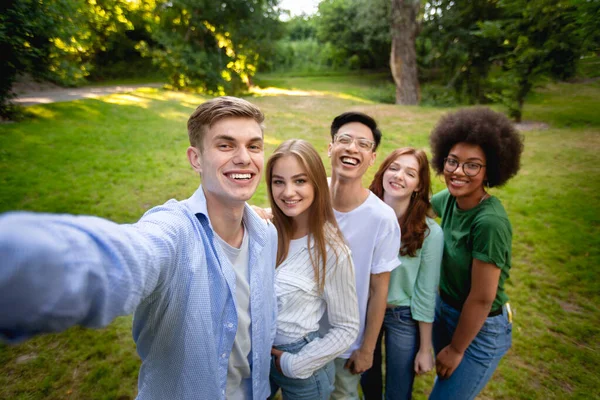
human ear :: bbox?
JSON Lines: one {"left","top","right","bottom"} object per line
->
{"left": 187, "top": 146, "right": 203, "bottom": 174}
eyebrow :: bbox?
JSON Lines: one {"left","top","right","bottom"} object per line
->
{"left": 448, "top": 153, "right": 484, "bottom": 162}
{"left": 390, "top": 162, "right": 417, "bottom": 172}
{"left": 272, "top": 173, "right": 308, "bottom": 179}
{"left": 213, "top": 134, "right": 264, "bottom": 143}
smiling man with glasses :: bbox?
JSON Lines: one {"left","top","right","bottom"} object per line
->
{"left": 325, "top": 112, "right": 401, "bottom": 400}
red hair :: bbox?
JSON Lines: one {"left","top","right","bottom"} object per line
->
{"left": 369, "top": 148, "right": 434, "bottom": 257}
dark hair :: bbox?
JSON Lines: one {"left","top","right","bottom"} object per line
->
{"left": 370, "top": 148, "right": 434, "bottom": 257}
{"left": 187, "top": 96, "right": 264, "bottom": 151}
{"left": 429, "top": 107, "right": 524, "bottom": 187}
{"left": 330, "top": 111, "right": 382, "bottom": 151}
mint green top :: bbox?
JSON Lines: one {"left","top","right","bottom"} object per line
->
{"left": 387, "top": 217, "right": 444, "bottom": 323}
{"left": 431, "top": 189, "right": 512, "bottom": 313}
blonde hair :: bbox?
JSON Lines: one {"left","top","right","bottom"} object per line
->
{"left": 266, "top": 139, "right": 348, "bottom": 292}
{"left": 187, "top": 96, "right": 265, "bottom": 151}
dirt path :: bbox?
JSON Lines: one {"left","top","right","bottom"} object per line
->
{"left": 13, "top": 83, "right": 164, "bottom": 106}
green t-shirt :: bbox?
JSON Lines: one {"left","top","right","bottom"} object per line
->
{"left": 431, "top": 189, "right": 512, "bottom": 312}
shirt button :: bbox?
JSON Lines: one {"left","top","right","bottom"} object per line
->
{"left": 221, "top": 353, "right": 227, "bottom": 358}
{"left": 227, "top": 322, "right": 234, "bottom": 328}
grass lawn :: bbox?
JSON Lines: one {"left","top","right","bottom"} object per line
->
{"left": 0, "top": 74, "right": 599, "bottom": 399}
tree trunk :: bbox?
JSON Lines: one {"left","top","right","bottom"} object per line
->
{"left": 390, "top": 0, "right": 421, "bottom": 105}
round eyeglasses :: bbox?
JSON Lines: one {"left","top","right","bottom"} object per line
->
{"left": 334, "top": 134, "right": 375, "bottom": 152}
{"left": 443, "top": 157, "right": 486, "bottom": 177}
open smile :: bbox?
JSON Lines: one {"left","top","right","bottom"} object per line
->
{"left": 341, "top": 156, "right": 360, "bottom": 166}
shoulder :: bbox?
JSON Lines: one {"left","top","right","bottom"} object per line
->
{"left": 431, "top": 189, "right": 451, "bottom": 216}
{"left": 425, "top": 217, "right": 443, "bottom": 238}
{"left": 365, "top": 192, "right": 398, "bottom": 225}
{"left": 474, "top": 198, "right": 510, "bottom": 229}
{"left": 137, "top": 199, "right": 197, "bottom": 234}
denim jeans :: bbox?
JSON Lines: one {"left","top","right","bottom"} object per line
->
{"left": 269, "top": 331, "right": 335, "bottom": 400}
{"left": 429, "top": 296, "right": 512, "bottom": 400}
{"left": 330, "top": 357, "right": 361, "bottom": 400}
{"left": 361, "top": 306, "right": 419, "bottom": 400}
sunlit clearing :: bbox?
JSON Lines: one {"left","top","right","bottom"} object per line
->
{"left": 251, "top": 86, "right": 372, "bottom": 104}
{"left": 28, "top": 107, "right": 56, "bottom": 119}
{"left": 103, "top": 94, "right": 150, "bottom": 108}
{"left": 263, "top": 136, "right": 282, "bottom": 146}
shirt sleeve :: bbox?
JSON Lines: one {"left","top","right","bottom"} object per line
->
{"left": 472, "top": 214, "right": 512, "bottom": 269}
{"left": 0, "top": 207, "right": 185, "bottom": 343}
{"left": 279, "top": 248, "right": 359, "bottom": 379}
{"left": 431, "top": 189, "right": 447, "bottom": 217}
{"left": 410, "top": 223, "right": 443, "bottom": 323}
{"left": 371, "top": 217, "right": 401, "bottom": 275}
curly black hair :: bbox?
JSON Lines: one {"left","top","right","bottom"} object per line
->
{"left": 429, "top": 107, "right": 524, "bottom": 188}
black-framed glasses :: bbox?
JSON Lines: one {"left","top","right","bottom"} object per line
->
{"left": 334, "top": 134, "right": 375, "bottom": 152}
{"left": 444, "top": 157, "right": 486, "bottom": 177}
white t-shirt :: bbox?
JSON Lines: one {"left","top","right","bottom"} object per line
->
{"left": 333, "top": 191, "right": 401, "bottom": 358}
{"left": 215, "top": 228, "right": 252, "bottom": 400}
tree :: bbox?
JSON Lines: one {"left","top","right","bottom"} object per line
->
{"left": 138, "top": 0, "right": 282, "bottom": 95}
{"left": 481, "top": 0, "right": 586, "bottom": 121}
{"left": 390, "top": 0, "right": 421, "bottom": 104}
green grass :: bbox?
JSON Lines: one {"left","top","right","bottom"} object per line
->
{"left": 1, "top": 74, "right": 599, "bottom": 399}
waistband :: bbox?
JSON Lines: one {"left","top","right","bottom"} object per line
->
{"left": 440, "top": 290, "right": 503, "bottom": 317}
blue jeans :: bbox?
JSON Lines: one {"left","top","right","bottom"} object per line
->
{"left": 429, "top": 296, "right": 512, "bottom": 400}
{"left": 361, "top": 306, "right": 419, "bottom": 400}
{"left": 269, "top": 331, "right": 335, "bottom": 400}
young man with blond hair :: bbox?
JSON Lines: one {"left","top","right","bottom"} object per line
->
{"left": 0, "top": 96, "right": 277, "bottom": 400}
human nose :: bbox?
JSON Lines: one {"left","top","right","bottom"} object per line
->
{"left": 282, "top": 182, "right": 295, "bottom": 197}
{"left": 233, "top": 146, "right": 251, "bottom": 165}
{"left": 346, "top": 138, "right": 359, "bottom": 152}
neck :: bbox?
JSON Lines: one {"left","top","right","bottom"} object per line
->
{"left": 291, "top": 214, "right": 310, "bottom": 239}
{"left": 330, "top": 173, "right": 369, "bottom": 212}
{"left": 456, "top": 188, "right": 488, "bottom": 211}
{"left": 203, "top": 188, "right": 245, "bottom": 248}
{"left": 383, "top": 192, "right": 411, "bottom": 220}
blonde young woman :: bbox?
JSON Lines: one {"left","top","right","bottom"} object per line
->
{"left": 266, "top": 139, "right": 359, "bottom": 400}
{"left": 361, "top": 148, "right": 443, "bottom": 399}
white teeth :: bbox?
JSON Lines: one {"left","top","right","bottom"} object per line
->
{"left": 283, "top": 200, "right": 299, "bottom": 204}
{"left": 341, "top": 157, "right": 358, "bottom": 165}
{"left": 451, "top": 179, "right": 468, "bottom": 186}
{"left": 229, "top": 173, "right": 251, "bottom": 180}
{"left": 390, "top": 182, "right": 404, "bottom": 189}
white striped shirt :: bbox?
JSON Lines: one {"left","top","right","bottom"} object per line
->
{"left": 275, "top": 229, "right": 360, "bottom": 379}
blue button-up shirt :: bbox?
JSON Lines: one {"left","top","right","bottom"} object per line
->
{"left": 0, "top": 186, "right": 278, "bottom": 399}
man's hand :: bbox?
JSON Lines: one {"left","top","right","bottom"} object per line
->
{"left": 271, "top": 347, "right": 284, "bottom": 374}
{"left": 414, "top": 348, "right": 434, "bottom": 375}
{"left": 345, "top": 347, "right": 373, "bottom": 375}
{"left": 435, "top": 344, "right": 463, "bottom": 379}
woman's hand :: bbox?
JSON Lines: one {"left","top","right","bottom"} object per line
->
{"left": 435, "top": 344, "right": 464, "bottom": 379}
{"left": 414, "top": 348, "right": 434, "bottom": 375}
{"left": 251, "top": 206, "right": 273, "bottom": 221}
{"left": 271, "top": 347, "right": 284, "bottom": 374}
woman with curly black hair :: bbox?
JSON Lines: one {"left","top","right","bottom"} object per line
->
{"left": 428, "top": 107, "right": 524, "bottom": 400}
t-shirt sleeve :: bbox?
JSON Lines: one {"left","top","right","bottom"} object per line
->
{"left": 431, "top": 189, "right": 447, "bottom": 217}
{"left": 472, "top": 214, "right": 512, "bottom": 269}
{"left": 371, "top": 216, "right": 401, "bottom": 275}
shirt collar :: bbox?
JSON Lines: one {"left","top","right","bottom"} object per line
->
{"left": 185, "top": 185, "right": 268, "bottom": 243}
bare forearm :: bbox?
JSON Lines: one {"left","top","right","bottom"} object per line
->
{"left": 361, "top": 288, "right": 387, "bottom": 353}
{"left": 450, "top": 296, "right": 492, "bottom": 353}
{"left": 417, "top": 321, "right": 433, "bottom": 352}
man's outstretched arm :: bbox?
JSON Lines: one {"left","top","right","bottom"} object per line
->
{"left": 0, "top": 209, "right": 181, "bottom": 343}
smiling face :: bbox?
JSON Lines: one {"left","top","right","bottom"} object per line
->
{"left": 187, "top": 117, "right": 264, "bottom": 207}
{"left": 382, "top": 154, "right": 421, "bottom": 202}
{"left": 444, "top": 142, "right": 487, "bottom": 204}
{"left": 270, "top": 155, "right": 315, "bottom": 234}
{"left": 328, "top": 121, "right": 376, "bottom": 182}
